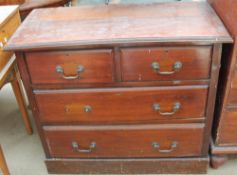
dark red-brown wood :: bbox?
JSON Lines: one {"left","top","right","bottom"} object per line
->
{"left": 5, "top": 2, "right": 231, "bottom": 51}
{"left": 44, "top": 124, "right": 204, "bottom": 158}
{"left": 121, "top": 46, "right": 212, "bottom": 81}
{"left": 210, "top": 154, "right": 228, "bottom": 169}
{"left": 208, "top": 0, "right": 237, "bottom": 169}
{"left": 46, "top": 157, "right": 209, "bottom": 174}
{"left": 35, "top": 86, "right": 208, "bottom": 124}
{"left": 227, "top": 71, "right": 237, "bottom": 104}
{"left": 215, "top": 110, "right": 237, "bottom": 145}
{"left": 25, "top": 50, "right": 114, "bottom": 84}
{"left": 6, "top": 2, "right": 232, "bottom": 174}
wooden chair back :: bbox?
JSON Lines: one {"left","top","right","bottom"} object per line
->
{"left": 0, "top": 0, "right": 25, "bottom": 5}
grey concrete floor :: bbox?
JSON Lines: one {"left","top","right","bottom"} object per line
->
{"left": 1, "top": 85, "right": 237, "bottom": 175}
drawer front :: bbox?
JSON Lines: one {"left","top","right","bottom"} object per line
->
{"left": 44, "top": 124, "right": 204, "bottom": 158}
{"left": 35, "top": 86, "right": 208, "bottom": 124}
{"left": 228, "top": 70, "right": 237, "bottom": 104}
{"left": 26, "top": 50, "right": 114, "bottom": 84}
{"left": 216, "top": 110, "right": 237, "bottom": 145}
{"left": 121, "top": 46, "right": 212, "bottom": 81}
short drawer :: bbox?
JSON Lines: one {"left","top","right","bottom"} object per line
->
{"left": 25, "top": 50, "right": 114, "bottom": 84}
{"left": 35, "top": 86, "right": 208, "bottom": 124}
{"left": 121, "top": 46, "right": 212, "bottom": 81}
{"left": 44, "top": 124, "right": 204, "bottom": 158}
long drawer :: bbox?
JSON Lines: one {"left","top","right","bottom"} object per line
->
{"left": 44, "top": 124, "right": 204, "bottom": 158}
{"left": 35, "top": 86, "right": 208, "bottom": 124}
{"left": 25, "top": 50, "right": 114, "bottom": 84}
{"left": 121, "top": 46, "right": 212, "bottom": 81}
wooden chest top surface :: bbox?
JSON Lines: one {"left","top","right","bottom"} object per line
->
{"left": 5, "top": 2, "right": 232, "bottom": 51}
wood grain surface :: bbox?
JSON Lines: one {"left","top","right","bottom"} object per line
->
{"left": 35, "top": 86, "right": 208, "bottom": 124}
{"left": 8, "top": 1, "right": 231, "bottom": 173}
{"left": 25, "top": 50, "right": 114, "bottom": 84}
{"left": 44, "top": 124, "right": 204, "bottom": 158}
{"left": 215, "top": 110, "right": 237, "bottom": 145}
{"left": 121, "top": 46, "right": 212, "bottom": 81}
{"left": 208, "top": 0, "right": 237, "bottom": 168}
{"left": 5, "top": 2, "right": 232, "bottom": 51}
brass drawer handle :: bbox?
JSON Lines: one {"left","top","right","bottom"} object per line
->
{"left": 56, "top": 65, "right": 84, "bottom": 80}
{"left": 153, "top": 102, "right": 181, "bottom": 116}
{"left": 152, "top": 141, "right": 178, "bottom": 153}
{"left": 151, "top": 61, "right": 182, "bottom": 75}
{"left": 84, "top": 105, "right": 92, "bottom": 113}
{"left": 71, "top": 141, "right": 96, "bottom": 153}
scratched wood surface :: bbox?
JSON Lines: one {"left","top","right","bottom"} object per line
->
{"left": 5, "top": 2, "right": 232, "bottom": 51}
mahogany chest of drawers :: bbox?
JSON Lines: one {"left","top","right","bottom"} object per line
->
{"left": 5, "top": 2, "right": 232, "bottom": 174}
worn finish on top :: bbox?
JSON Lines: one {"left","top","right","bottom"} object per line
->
{"left": 6, "top": 2, "right": 232, "bottom": 51}
{"left": 209, "top": 0, "right": 237, "bottom": 37}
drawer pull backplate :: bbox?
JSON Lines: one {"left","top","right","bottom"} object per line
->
{"left": 71, "top": 141, "right": 96, "bottom": 153}
{"left": 56, "top": 65, "right": 84, "bottom": 80}
{"left": 152, "top": 141, "right": 178, "bottom": 153}
{"left": 151, "top": 61, "right": 182, "bottom": 75}
{"left": 153, "top": 102, "right": 181, "bottom": 116}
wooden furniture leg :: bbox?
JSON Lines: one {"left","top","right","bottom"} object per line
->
{"left": 10, "top": 67, "right": 33, "bottom": 135}
{"left": 0, "top": 145, "right": 10, "bottom": 175}
{"left": 210, "top": 154, "right": 228, "bottom": 169}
